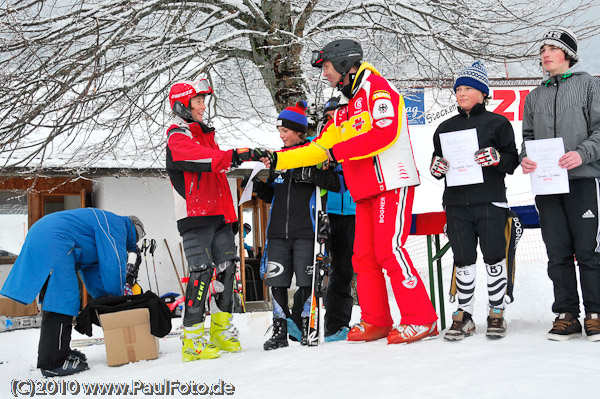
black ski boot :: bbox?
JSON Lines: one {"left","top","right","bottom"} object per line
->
{"left": 300, "top": 317, "right": 310, "bottom": 346}
{"left": 264, "top": 318, "right": 288, "bottom": 351}
{"left": 41, "top": 355, "right": 89, "bottom": 377}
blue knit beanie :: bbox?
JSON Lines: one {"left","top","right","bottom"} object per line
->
{"left": 453, "top": 61, "right": 489, "bottom": 96}
{"left": 277, "top": 100, "right": 308, "bottom": 133}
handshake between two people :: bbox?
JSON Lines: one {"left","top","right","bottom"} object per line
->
{"left": 430, "top": 147, "right": 501, "bottom": 178}
{"left": 231, "top": 148, "right": 277, "bottom": 169}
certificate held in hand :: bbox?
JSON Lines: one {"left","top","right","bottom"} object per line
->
{"left": 439, "top": 128, "right": 484, "bottom": 187}
{"left": 524, "top": 137, "right": 569, "bottom": 195}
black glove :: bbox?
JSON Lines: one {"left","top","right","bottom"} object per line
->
{"left": 264, "top": 150, "right": 277, "bottom": 170}
{"left": 231, "top": 148, "right": 270, "bottom": 167}
{"left": 291, "top": 166, "right": 318, "bottom": 183}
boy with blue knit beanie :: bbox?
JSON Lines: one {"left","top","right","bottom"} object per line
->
{"left": 250, "top": 100, "right": 341, "bottom": 350}
{"left": 430, "top": 61, "right": 519, "bottom": 341}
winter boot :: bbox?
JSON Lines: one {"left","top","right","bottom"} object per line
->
{"left": 347, "top": 320, "right": 392, "bottom": 342}
{"left": 41, "top": 354, "right": 89, "bottom": 377}
{"left": 182, "top": 324, "right": 220, "bottom": 361}
{"left": 264, "top": 318, "right": 289, "bottom": 351}
{"left": 387, "top": 321, "right": 438, "bottom": 344}
{"left": 547, "top": 313, "right": 582, "bottom": 341}
{"left": 300, "top": 317, "right": 310, "bottom": 346}
{"left": 210, "top": 312, "right": 241, "bottom": 352}
{"left": 444, "top": 310, "right": 476, "bottom": 341}
{"left": 325, "top": 326, "right": 350, "bottom": 343}
{"left": 287, "top": 318, "right": 302, "bottom": 342}
{"left": 584, "top": 313, "right": 600, "bottom": 342}
{"left": 486, "top": 308, "right": 507, "bottom": 339}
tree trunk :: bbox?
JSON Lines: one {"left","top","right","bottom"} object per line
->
{"left": 250, "top": 1, "right": 308, "bottom": 112}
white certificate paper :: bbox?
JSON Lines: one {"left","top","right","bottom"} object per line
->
{"left": 439, "top": 128, "right": 483, "bottom": 187}
{"left": 238, "top": 163, "right": 265, "bottom": 206}
{"left": 525, "top": 137, "right": 569, "bottom": 195}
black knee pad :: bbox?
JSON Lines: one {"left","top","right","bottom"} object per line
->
{"left": 183, "top": 268, "right": 213, "bottom": 327}
{"left": 213, "top": 260, "right": 236, "bottom": 313}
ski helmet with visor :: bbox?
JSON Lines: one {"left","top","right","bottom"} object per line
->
{"left": 169, "top": 79, "right": 213, "bottom": 121}
{"left": 311, "top": 40, "right": 363, "bottom": 89}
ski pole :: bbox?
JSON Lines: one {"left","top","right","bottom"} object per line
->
{"left": 142, "top": 239, "right": 152, "bottom": 292}
{"left": 149, "top": 238, "right": 159, "bottom": 296}
{"left": 179, "top": 242, "right": 188, "bottom": 290}
{"left": 164, "top": 239, "right": 185, "bottom": 297}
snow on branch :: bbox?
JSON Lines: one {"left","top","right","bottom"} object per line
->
{"left": 0, "top": 0, "right": 598, "bottom": 172}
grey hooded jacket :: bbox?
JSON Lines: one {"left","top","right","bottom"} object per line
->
{"left": 520, "top": 70, "right": 600, "bottom": 179}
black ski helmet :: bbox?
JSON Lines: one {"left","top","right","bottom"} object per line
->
{"left": 311, "top": 39, "right": 363, "bottom": 75}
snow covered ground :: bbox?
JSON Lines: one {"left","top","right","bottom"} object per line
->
{"left": 1, "top": 260, "right": 598, "bottom": 399}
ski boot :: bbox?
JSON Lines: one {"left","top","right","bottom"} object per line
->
{"left": 41, "top": 354, "right": 89, "bottom": 377}
{"left": 210, "top": 312, "right": 241, "bottom": 352}
{"left": 387, "top": 321, "right": 438, "bottom": 344}
{"left": 181, "top": 324, "right": 220, "bottom": 361}
{"left": 264, "top": 318, "right": 288, "bottom": 350}
{"left": 347, "top": 320, "right": 392, "bottom": 342}
{"left": 69, "top": 348, "right": 87, "bottom": 362}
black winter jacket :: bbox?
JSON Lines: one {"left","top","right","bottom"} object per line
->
{"left": 432, "top": 103, "right": 519, "bottom": 206}
{"left": 253, "top": 141, "right": 341, "bottom": 239}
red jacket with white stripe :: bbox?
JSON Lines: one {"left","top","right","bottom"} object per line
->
{"left": 166, "top": 116, "right": 237, "bottom": 233}
{"left": 275, "top": 63, "right": 420, "bottom": 201}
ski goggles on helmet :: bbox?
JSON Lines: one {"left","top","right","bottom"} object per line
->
{"left": 311, "top": 50, "right": 324, "bottom": 68}
{"left": 192, "top": 79, "right": 213, "bottom": 95}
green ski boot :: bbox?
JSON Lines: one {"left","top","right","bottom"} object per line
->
{"left": 210, "top": 312, "right": 242, "bottom": 352}
{"left": 181, "top": 324, "right": 220, "bottom": 362}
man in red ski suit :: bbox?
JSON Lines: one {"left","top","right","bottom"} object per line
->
{"left": 263, "top": 39, "right": 438, "bottom": 344}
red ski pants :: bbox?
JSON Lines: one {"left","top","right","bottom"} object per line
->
{"left": 353, "top": 187, "right": 438, "bottom": 327}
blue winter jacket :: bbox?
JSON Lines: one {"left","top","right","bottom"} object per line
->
{"left": 0, "top": 208, "right": 138, "bottom": 316}
{"left": 327, "top": 164, "right": 356, "bottom": 216}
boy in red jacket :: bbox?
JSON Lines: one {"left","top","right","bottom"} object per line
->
{"left": 166, "top": 79, "right": 263, "bottom": 361}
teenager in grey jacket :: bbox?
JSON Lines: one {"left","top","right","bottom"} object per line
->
{"left": 520, "top": 27, "right": 600, "bottom": 342}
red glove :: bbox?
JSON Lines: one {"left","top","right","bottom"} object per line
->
{"left": 474, "top": 147, "right": 501, "bottom": 167}
{"left": 430, "top": 155, "right": 449, "bottom": 177}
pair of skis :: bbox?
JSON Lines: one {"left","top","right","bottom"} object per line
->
{"left": 0, "top": 315, "right": 42, "bottom": 332}
{"left": 71, "top": 329, "right": 183, "bottom": 347}
{"left": 305, "top": 186, "right": 331, "bottom": 346}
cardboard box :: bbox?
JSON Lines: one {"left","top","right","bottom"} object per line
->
{"left": 99, "top": 308, "right": 159, "bottom": 367}
{"left": 0, "top": 298, "right": 38, "bottom": 317}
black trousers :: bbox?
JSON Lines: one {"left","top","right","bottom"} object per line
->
{"left": 445, "top": 203, "right": 508, "bottom": 266}
{"left": 323, "top": 214, "right": 355, "bottom": 335}
{"left": 37, "top": 311, "right": 73, "bottom": 370}
{"left": 536, "top": 178, "right": 600, "bottom": 317}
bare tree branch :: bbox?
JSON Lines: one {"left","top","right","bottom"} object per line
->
{"left": 0, "top": 0, "right": 598, "bottom": 171}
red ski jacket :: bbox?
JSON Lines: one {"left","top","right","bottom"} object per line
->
{"left": 275, "top": 63, "right": 420, "bottom": 201}
{"left": 166, "top": 116, "right": 237, "bottom": 232}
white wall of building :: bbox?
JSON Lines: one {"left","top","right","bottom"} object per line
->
{"left": 92, "top": 175, "right": 184, "bottom": 296}
{"left": 92, "top": 175, "right": 241, "bottom": 297}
